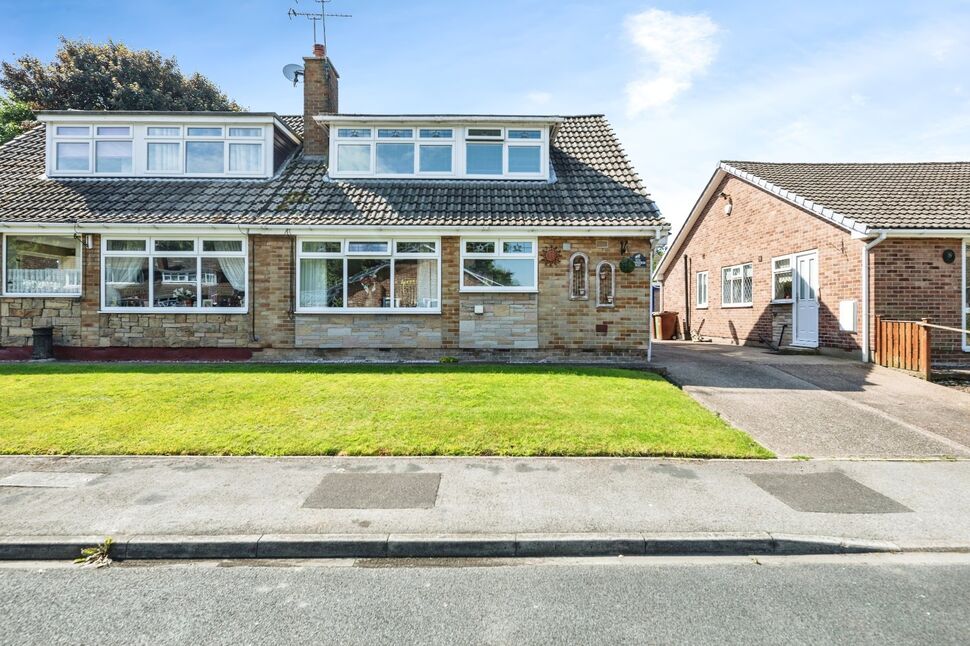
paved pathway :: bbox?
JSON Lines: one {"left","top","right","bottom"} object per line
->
{"left": 1, "top": 456, "right": 969, "bottom": 549}
{"left": 652, "top": 342, "right": 970, "bottom": 458}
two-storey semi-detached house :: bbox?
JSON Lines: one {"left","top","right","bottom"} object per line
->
{"left": 0, "top": 47, "right": 667, "bottom": 361}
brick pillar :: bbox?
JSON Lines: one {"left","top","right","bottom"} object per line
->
{"left": 251, "top": 235, "right": 295, "bottom": 348}
{"left": 303, "top": 45, "right": 339, "bottom": 159}
{"left": 80, "top": 234, "right": 101, "bottom": 347}
{"left": 440, "top": 236, "right": 460, "bottom": 349}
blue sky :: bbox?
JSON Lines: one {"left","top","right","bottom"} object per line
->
{"left": 4, "top": 0, "right": 970, "bottom": 234}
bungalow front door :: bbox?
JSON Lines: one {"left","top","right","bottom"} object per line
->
{"left": 792, "top": 251, "right": 820, "bottom": 347}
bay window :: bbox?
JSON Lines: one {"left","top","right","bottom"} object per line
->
{"left": 722, "top": 263, "right": 753, "bottom": 307}
{"left": 461, "top": 238, "right": 538, "bottom": 291}
{"left": 3, "top": 234, "right": 82, "bottom": 296}
{"left": 101, "top": 237, "right": 246, "bottom": 312}
{"left": 297, "top": 238, "right": 440, "bottom": 313}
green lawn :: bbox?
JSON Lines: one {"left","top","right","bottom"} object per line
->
{"left": 0, "top": 363, "right": 771, "bottom": 458}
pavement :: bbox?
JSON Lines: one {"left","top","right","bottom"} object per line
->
{"left": 2, "top": 553, "right": 968, "bottom": 645}
{"left": 652, "top": 341, "right": 970, "bottom": 458}
{"left": 2, "top": 455, "right": 970, "bottom": 559}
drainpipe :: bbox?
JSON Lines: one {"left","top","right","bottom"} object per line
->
{"left": 648, "top": 238, "right": 655, "bottom": 362}
{"left": 860, "top": 232, "right": 888, "bottom": 362}
{"left": 682, "top": 254, "right": 692, "bottom": 341}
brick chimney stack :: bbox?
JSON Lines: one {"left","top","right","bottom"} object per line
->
{"left": 303, "top": 44, "right": 339, "bottom": 159}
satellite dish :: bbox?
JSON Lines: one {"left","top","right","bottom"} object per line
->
{"left": 283, "top": 63, "right": 305, "bottom": 86}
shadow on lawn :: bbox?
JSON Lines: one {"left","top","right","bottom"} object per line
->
{"left": 0, "top": 362, "right": 666, "bottom": 380}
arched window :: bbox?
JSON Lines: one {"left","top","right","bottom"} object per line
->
{"left": 596, "top": 261, "right": 615, "bottom": 307}
{"left": 568, "top": 252, "right": 588, "bottom": 300}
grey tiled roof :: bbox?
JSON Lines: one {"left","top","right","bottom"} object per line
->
{"left": 0, "top": 114, "right": 662, "bottom": 229}
{"left": 723, "top": 160, "right": 970, "bottom": 230}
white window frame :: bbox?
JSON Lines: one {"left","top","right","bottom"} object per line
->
{"left": 721, "top": 262, "right": 753, "bottom": 308}
{"left": 45, "top": 118, "right": 275, "bottom": 179}
{"left": 295, "top": 237, "right": 442, "bottom": 314}
{"left": 100, "top": 235, "right": 248, "bottom": 313}
{"left": 1, "top": 233, "right": 83, "bottom": 298}
{"left": 328, "top": 123, "right": 548, "bottom": 181}
{"left": 596, "top": 261, "right": 616, "bottom": 308}
{"left": 568, "top": 252, "right": 589, "bottom": 300}
{"left": 696, "top": 271, "right": 708, "bottom": 309}
{"left": 460, "top": 238, "right": 538, "bottom": 293}
{"left": 771, "top": 255, "right": 794, "bottom": 304}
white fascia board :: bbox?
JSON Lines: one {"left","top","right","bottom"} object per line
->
{"left": 316, "top": 115, "right": 564, "bottom": 126}
{"left": 867, "top": 228, "right": 970, "bottom": 238}
{"left": 0, "top": 222, "right": 665, "bottom": 238}
{"left": 38, "top": 113, "right": 278, "bottom": 125}
{"left": 718, "top": 162, "right": 871, "bottom": 235}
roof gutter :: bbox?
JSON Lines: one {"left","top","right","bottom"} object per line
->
{"left": 0, "top": 222, "right": 668, "bottom": 238}
{"left": 868, "top": 228, "right": 970, "bottom": 238}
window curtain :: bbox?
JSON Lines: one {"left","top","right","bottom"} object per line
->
{"left": 217, "top": 257, "right": 246, "bottom": 292}
{"left": 104, "top": 257, "right": 146, "bottom": 304}
{"left": 300, "top": 259, "right": 328, "bottom": 307}
{"left": 148, "top": 143, "right": 180, "bottom": 171}
{"left": 229, "top": 144, "right": 261, "bottom": 172}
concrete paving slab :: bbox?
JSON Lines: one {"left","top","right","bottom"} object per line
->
{"left": 302, "top": 473, "right": 441, "bottom": 509}
{"left": 0, "top": 456, "right": 968, "bottom": 547}
{"left": 653, "top": 342, "right": 970, "bottom": 458}
{"left": 746, "top": 472, "right": 912, "bottom": 514}
{"left": 0, "top": 472, "right": 103, "bottom": 488}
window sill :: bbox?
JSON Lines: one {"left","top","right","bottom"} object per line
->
{"left": 596, "top": 304, "right": 616, "bottom": 309}
{"left": 2, "top": 293, "right": 82, "bottom": 299}
{"left": 459, "top": 288, "right": 538, "bottom": 294}
{"left": 696, "top": 305, "right": 708, "bottom": 310}
{"left": 721, "top": 303, "right": 753, "bottom": 309}
{"left": 295, "top": 308, "right": 441, "bottom": 315}
{"left": 99, "top": 308, "right": 248, "bottom": 314}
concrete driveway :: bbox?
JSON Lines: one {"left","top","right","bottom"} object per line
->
{"left": 652, "top": 342, "right": 970, "bottom": 458}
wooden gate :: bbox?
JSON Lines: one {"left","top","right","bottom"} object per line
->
{"left": 873, "top": 316, "right": 931, "bottom": 380}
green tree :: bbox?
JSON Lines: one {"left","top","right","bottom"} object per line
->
{"left": 1, "top": 37, "right": 241, "bottom": 113}
{"left": 0, "top": 96, "right": 34, "bottom": 144}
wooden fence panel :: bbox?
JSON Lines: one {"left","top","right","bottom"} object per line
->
{"left": 872, "top": 317, "right": 931, "bottom": 380}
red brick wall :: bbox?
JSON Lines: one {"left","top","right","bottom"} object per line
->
{"left": 872, "top": 238, "right": 966, "bottom": 362}
{"left": 660, "top": 175, "right": 865, "bottom": 352}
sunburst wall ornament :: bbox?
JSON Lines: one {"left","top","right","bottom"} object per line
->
{"left": 540, "top": 245, "right": 562, "bottom": 266}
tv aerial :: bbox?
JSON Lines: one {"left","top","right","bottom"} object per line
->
{"left": 282, "top": 63, "right": 305, "bottom": 86}
{"left": 288, "top": 0, "right": 352, "bottom": 49}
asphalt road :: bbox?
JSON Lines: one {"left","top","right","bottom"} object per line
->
{"left": 1, "top": 554, "right": 968, "bottom": 645}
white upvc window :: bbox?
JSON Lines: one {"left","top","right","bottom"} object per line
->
{"left": 771, "top": 255, "right": 794, "bottom": 303}
{"left": 46, "top": 119, "right": 274, "bottom": 178}
{"left": 329, "top": 123, "right": 548, "bottom": 180}
{"left": 296, "top": 238, "right": 441, "bottom": 313}
{"left": 2, "top": 233, "right": 82, "bottom": 297}
{"left": 460, "top": 238, "right": 538, "bottom": 292}
{"left": 696, "top": 271, "right": 708, "bottom": 308}
{"left": 101, "top": 236, "right": 247, "bottom": 312}
{"left": 722, "top": 263, "right": 753, "bottom": 307}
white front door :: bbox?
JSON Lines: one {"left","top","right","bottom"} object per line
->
{"left": 793, "top": 251, "right": 819, "bottom": 347}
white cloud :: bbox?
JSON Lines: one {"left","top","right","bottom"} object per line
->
{"left": 525, "top": 91, "right": 553, "bottom": 107}
{"left": 624, "top": 8, "right": 720, "bottom": 115}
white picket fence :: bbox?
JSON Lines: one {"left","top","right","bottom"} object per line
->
{"left": 6, "top": 268, "right": 81, "bottom": 294}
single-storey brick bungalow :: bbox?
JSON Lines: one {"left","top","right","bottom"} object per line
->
{"left": 656, "top": 161, "right": 970, "bottom": 366}
{"left": 0, "top": 46, "right": 668, "bottom": 361}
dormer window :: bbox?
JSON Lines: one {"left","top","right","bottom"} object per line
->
{"left": 327, "top": 119, "right": 553, "bottom": 180}
{"left": 40, "top": 114, "right": 293, "bottom": 179}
